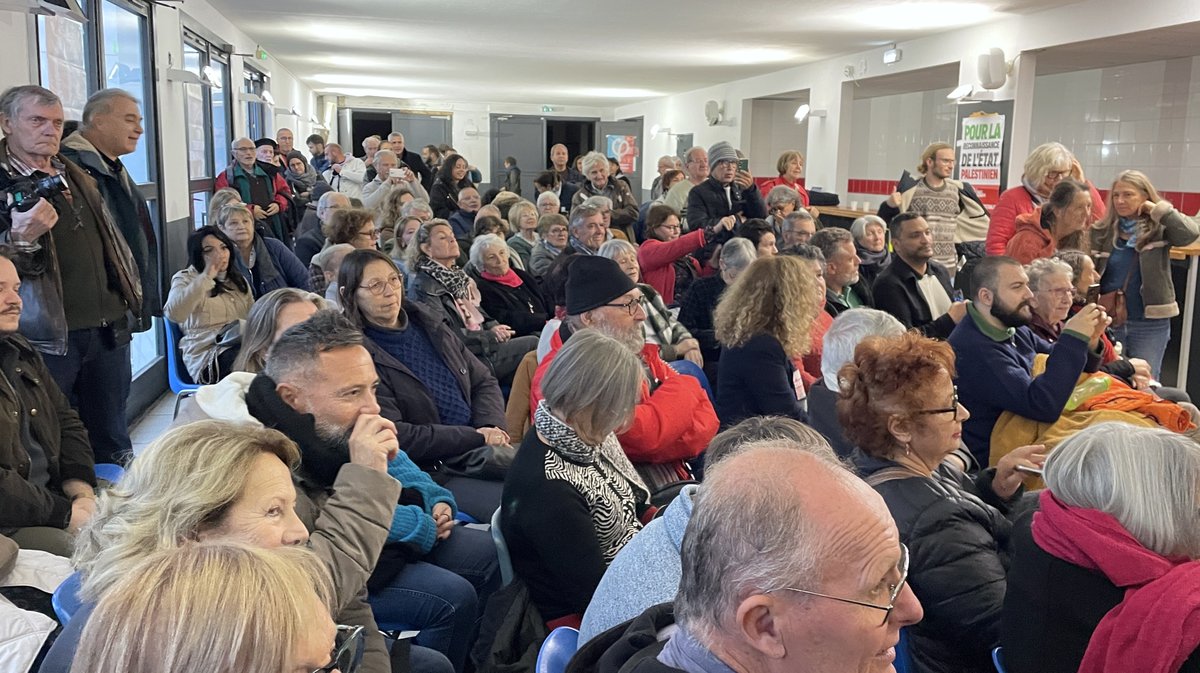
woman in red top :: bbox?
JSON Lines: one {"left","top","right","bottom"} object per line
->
{"left": 758, "top": 150, "right": 812, "bottom": 209}
{"left": 1006, "top": 179, "right": 1093, "bottom": 264}
{"left": 987, "top": 142, "right": 1106, "bottom": 255}
{"left": 637, "top": 204, "right": 731, "bottom": 305}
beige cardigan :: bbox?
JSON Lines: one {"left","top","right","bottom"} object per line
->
{"left": 163, "top": 267, "right": 253, "bottom": 383}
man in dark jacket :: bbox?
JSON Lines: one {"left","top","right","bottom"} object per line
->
{"left": 950, "top": 256, "right": 1107, "bottom": 466}
{"left": 810, "top": 227, "right": 874, "bottom": 317}
{"left": 685, "top": 141, "right": 767, "bottom": 235}
{"left": 568, "top": 447, "right": 922, "bottom": 673}
{"left": 872, "top": 213, "right": 968, "bottom": 338}
{"left": 534, "top": 170, "right": 577, "bottom": 215}
{"left": 0, "top": 85, "right": 144, "bottom": 465}
{"left": 0, "top": 251, "right": 95, "bottom": 556}
{"left": 364, "top": 299, "right": 509, "bottom": 521}
{"left": 387, "top": 132, "right": 433, "bottom": 192}
{"left": 549, "top": 143, "right": 584, "bottom": 186}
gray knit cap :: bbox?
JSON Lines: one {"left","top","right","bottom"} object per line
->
{"left": 707, "top": 141, "right": 737, "bottom": 169}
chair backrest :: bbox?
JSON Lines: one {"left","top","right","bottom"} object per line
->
{"left": 51, "top": 572, "right": 83, "bottom": 625}
{"left": 490, "top": 507, "right": 514, "bottom": 586}
{"left": 93, "top": 463, "right": 125, "bottom": 484}
{"left": 992, "top": 646, "right": 1008, "bottom": 673}
{"left": 165, "top": 320, "right": 197, "bottom": 391}
{"left": 535, "top": 626, "right": 579, "bottom": 673}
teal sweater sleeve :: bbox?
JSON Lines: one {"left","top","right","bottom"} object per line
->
{"left": 386, "top": 450, "right": 458, "bottom": 551}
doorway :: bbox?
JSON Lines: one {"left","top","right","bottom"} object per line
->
{"left": 349, "top": 110, "right": 392, "bottom": 158}
{"left": 391, "top": 112, "right": 451, "bottom": 152}
{"left": 545, "top": 119, "right": 595, "bottom": 171}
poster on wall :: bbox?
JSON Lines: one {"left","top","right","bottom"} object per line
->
{"left": 606, "top": 135, "right": 639, "bottom": 175}
{"left": 958, "top": 113, "right": 1005, "bottom": 206}
{"left": 955, "top": 100, "right": 1014, "bottom": 209}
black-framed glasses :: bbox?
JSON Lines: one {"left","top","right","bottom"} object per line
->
{"left": 361, "top": 275, "right": 402, "bottom": 296}
{"left": 773, "top": 544, "right": 909, "bottom": 626}
{"left": 913, "top": 386, "right": 962, "bottom": 421}
{"left": 312, "top": 624, "right": 365, "bottom": 673}
{"left": 603, "top": 295, "right": 644, "bottom": 316}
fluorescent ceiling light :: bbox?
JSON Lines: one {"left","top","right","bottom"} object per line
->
{"left": 564, "top": 87, "right": 662, "bottom": 99}
{"left": 839, "top": 2, "right": 994, "bottom": 30}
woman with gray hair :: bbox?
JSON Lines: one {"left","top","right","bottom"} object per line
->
{"left": 765, "top": 184, "right": 802, "bottom": 236}
{"left": 678, "top": 237, "right": 757, "bottom": 368}
{"left": 500, "top": 330, "right": 652, "bottom": 629}
{"left": 571, "top": 151, "right": 640, "bottom": 242}
{"left": 469, "top": 233, "right": 549, "bottom": 337}
{"left": 851, "top": 214, "right": 891, "bottom": 286}
{"left": 598, "top": 238, "right": 702, "bottom": 365}
{"left": 1002, "top": 422, "right": 1200, "bottom": 673}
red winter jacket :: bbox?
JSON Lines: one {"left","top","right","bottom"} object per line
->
{"left": 986, "top": 182, "right": 1105, "bottom": 255}
{"left": 758, "top": 176, "right": 810, "bottom": 207}
{"left": 530, "top": 326, "right": 718, "bottom": 477}
{"left": 1005, "top": 210, "right": 1059, "bottom": 265}
{"left": 638, "top": 230, "right": 706, "bottom": 306}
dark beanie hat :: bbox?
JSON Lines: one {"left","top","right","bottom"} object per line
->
{"left": 565, "top": 256, "right": 637, "bottom": 315}
{"left": 255, "top": 137, "right": 278, "bottom": 150}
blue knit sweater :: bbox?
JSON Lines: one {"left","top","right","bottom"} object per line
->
{"left": 949, "top": 304, "right": 1099, "bottom": 466}
{"left": 386, "top": 451, "right": 457, "bottom": 553}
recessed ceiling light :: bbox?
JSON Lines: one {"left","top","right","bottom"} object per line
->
{"left": 838, "top": 2, "right": 995, "bottom": 30}
{"left": 564, "top": 87, "right": 663, "bottom": 99}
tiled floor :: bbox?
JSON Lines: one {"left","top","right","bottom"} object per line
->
{"left": 129, "top": 392, "right": 178, "bottom": 455}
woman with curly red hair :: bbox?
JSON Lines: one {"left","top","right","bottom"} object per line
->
{"left": 838, "top": 331, "right": 1045, "bottom": 673}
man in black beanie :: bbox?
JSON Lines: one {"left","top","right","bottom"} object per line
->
{"left": 529, "top": 257, "right": 719, "bottom": 494}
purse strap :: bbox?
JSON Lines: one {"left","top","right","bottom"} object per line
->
{"left": 863, "top": 465, "right": 925, "bottom": 487}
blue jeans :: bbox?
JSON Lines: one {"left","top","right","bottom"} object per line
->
{"left": 368, "top": 526, "right": 501, "bottom": 673}
{"left": 42, "top": 328, "right": 132, "bottom": 465}
{"left": 1114, "top": 318, "right": 1172, "bottom": 380}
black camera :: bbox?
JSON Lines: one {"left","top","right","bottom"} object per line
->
{"left": 0, "top": 170, "right": 68, "bottom": 214}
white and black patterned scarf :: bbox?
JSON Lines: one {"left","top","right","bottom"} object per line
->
{"left": 416, "top": 253, "right": 472, "bottom": 300}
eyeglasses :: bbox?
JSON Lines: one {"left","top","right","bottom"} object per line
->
{"left": 1045, "top": 170, "right": 1070, "bottom": 181}
{"left": 773, "top": 544, "right": 909, "bottom": 627}
{"left": 603, "top": 295, "right": 644, "bottom": 316}
{"left": 913, "top": 386, "right": 962, "bottom": 420}
{"left": 312, "top": 624, "right": 365, "bottom": 673}
{"left": 233, "top": 146, "right": 256, "bottom": 152}
{"left": 659, "top": 224, "right": 682, "bottom": 232}
{"left": 1039, "top": 287, "right": 1074, "bottom": 298}
{"left": 361, "top": 275, "right": 402, "bottom": 296}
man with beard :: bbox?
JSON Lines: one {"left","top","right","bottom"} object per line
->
{"left": 175, "top": 310, "right": 500, "bottom": 673}
{"left": 872, "top": 213, "right": 967, "bottom": 339}
{"left": 949, "top": 256, "right": 1107, "bottom": 466}
{"left": 529, "top": 256, "right": 718, "bottom": 494}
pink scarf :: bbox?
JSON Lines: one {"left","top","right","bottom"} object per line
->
{"left": 1032, "top": 490, "right": 1200, "bottom": 673}
{"left": 481, "top": 269, "right": 523, "bottom": 288}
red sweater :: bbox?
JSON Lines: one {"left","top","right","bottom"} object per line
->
{"left": 531, "top": 328, "right": 718, "bottom": 476}
{"left": 637, "top": 230, "right": 705, "bottom": 306}
{"left": 758, "top": 176, "right": 810, "bottom": 207}
{"left": 986, "top": 182, "right": 1106, "bottom": 255}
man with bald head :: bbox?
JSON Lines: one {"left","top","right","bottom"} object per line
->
{"left": 549, "top": 143, "right": 584, "bottom": 186}
{"left": 276, "top": 128, "right": 295, "bottom": 156}
{"left": 576, "top": 446, "right": 922, "bottom": 673}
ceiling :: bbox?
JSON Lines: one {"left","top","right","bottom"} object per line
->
{"left": 203, "top": 0, "right": 1077, "bottom": 108}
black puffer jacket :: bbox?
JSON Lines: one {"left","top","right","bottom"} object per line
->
{"left": 568, "top": 602, "right": 680, "bottom": 673}
{"left": 856, "top": 454, "right": 1016, "bottom": 673}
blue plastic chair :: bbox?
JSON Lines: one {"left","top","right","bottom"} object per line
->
{"left": 165, "top": 320, "right": 198, "bottom": 417}
{"left": 455, "top": 511, "right": 479, "bottom": 524}
{"left": 93, "top": 463, "right": 125, "bottom": 484}
{"left": 535, "top": 627, "right": 579, "bottom": 673}
{"left": 992, "top": 646, "right": 1008, "bottom": 673}
{"left": 894, "top": 628, "right": 914, "bottom": 673}
{"left": 51, "top": 572, "right": 82, "bottom": 625}
{"left": 490, "top": 507, "right": 514, "bottom": 586}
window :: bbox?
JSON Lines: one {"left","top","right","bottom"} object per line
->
{"left": 182, "top": 31, "right": 233, "bottom": 228}
{"left": 37, "top": 13, "right": 90, "bottom": 119}
{"left": 243, "top": 66, "right": 268, "bottom": 139}
{"left": 100, "top": 0, "right": 151, "bottom": 184}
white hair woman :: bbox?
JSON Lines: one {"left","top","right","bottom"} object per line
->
{"left": 987, "top": 142, "right": 1106, "bottom": 255}
{"left": 500, "top": 330, "right": 651, "bottom": 629}
{"left": 70, "top": 542, "right": 344, "bottom": 673}
{"left": 1002, "top": 422, "right": 1200, "bottom": 673}
{"left": 850, "top": 214, "right": 890, "bottom": 286}
{"left": 571, "top": 151, "right": 639, "bottom": 241}
{"left": 469, "top": 233, "right": 549, "bottom": 337}
{"left": 599, "top": 238, "right": 702, "bottom": 365}
{"left": 677, "top": 237, "right": 757, "bottom": 366}
{"left": 41, "top": 420, "right": 446, "bottom": 673}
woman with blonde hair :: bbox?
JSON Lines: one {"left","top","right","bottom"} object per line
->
{"left": 41, "top": 420, "right": 444, "bottom": 673}
{"left": 1090, "top": 170, "right": 1199, "bottom": 378}
{"left": 70, "top": 542, "right": 345, "bottom": 673}
{"left": 505, "top": 200, "right": 540, "bottom": 269}
{"left": 987, "top": 142, "right": 1106, "bottom": 255}
{"left": 713, "top": 255, "right": 822, "bottom": 427}
{"left": 231, "top": 287, "right": 327, "bottom": 374}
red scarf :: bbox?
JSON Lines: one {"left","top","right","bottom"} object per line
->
{"left": 1032, "top": 490, "right": 1200, "bottom": 673}
{"left": 481, "top": 269, "right": 522, "bottom": 288}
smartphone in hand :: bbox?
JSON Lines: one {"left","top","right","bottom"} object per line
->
{"left": 737, "top": 158, "right": 749, "bottom": 172}
{"left": 1086, "top": 284, "right": 1101, "bottom": 305}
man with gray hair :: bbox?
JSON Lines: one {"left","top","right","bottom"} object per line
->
{"left": 574, "top": 446, "right": 922, "bottom": 673}
{"left": 808, "top": 308, "right": 906, "bottom": 459}
{"left": 567, "top": 202, "right": 609, "bottom": 254}
{"left": 360, "top": 148, "right": 428, "bottom": 211}
{"left": 650, "top": 154, "right": 678, "bottom": 201}
{"left": 0, "top": 85, "right": 144, "bottom": 465}
{"left": 294, "top": 191, "right": 350, "bottom": 267}
{"left": 779, "top": 209, "right": 816, "bottom": 250}
{"left": 810, "top": 226, "right": 874, "bottom": 317}
{"left": 386, "top": 131, "right": 432, "bottom": 191}
{"left": 663, "top": 146, "right": 709, "bottom": 221}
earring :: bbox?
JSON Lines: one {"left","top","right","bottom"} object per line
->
{"left": 903, "top": 442, "right": 911, "bottom": 457}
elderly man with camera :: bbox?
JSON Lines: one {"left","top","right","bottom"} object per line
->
{"left": 0, "top": 85, "right": 144, "bottom": 465}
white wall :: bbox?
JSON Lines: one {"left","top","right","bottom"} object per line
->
{"left": 614, "top": 0, "right": 1200, "bottom": 196}
{"left": 747, "top": 99, "right": 808, "bottom": 177}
